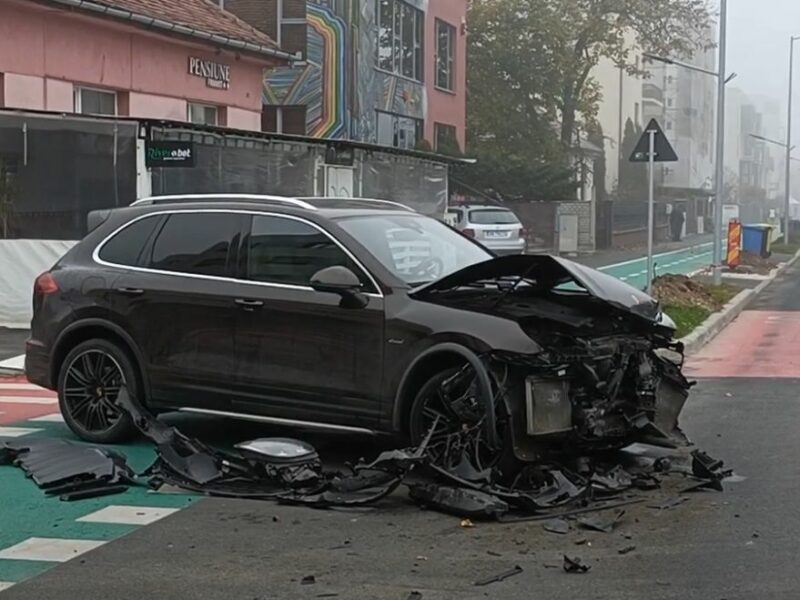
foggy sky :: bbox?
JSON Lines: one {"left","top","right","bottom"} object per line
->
{"left": 727, "top": 0, "right": 800, "bottom": 111}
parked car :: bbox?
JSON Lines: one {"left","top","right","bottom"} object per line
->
{"left": 26, "top": 194, "right": 687, "bottom": 465}
{"left": 447, "top": 204, "right": 527, "bottom": 255}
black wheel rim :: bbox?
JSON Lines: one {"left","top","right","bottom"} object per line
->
{"left": 418, "top": 370, "right": 504, "bottom": 474}
{"left": 63, "top": 350, "right": 124, "bottom": 433}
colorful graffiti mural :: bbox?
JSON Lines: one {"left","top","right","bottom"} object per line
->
{"left": 262, "top": 0, "right": 427, "bottom": 144}
{"left": 263, "top": 3, "right": 348, "bottom": 139}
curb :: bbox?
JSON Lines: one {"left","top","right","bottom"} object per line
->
{"left": 680, "top": 249, "right": 800, "bottom": 355}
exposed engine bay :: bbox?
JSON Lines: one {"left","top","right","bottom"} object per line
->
{"left": 411, "top": 255, "right": 692, "bottom": 466}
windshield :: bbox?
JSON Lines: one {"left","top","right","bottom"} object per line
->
{"left": 468, "top": 209, "right": 520, "bottom": 225}
{"left": 335, "top": 214, "right": 492, "bottom": 285}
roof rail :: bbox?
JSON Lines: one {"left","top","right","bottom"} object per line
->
{"left": 297, "top": 197, "right": 415, "bottom": 212}
{"left": 130, "top": 194, "right": 317, "bottom": 210}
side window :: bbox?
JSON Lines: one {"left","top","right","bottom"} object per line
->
{"left": 149, "top": 213, "right": 240, "bottom": 277}
{"left": 247, "top": 216, "right": 373, "bottom": 291}
{"left": 98, "top": 215, "right": 161, "bottom": 266}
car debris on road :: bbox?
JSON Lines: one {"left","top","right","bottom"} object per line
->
{"left": 0, "top": 382, "right": 731, "bottom": 532}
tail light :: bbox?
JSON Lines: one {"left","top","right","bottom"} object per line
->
{"left": 34, "top": 272, "right": 59, "bottom": 296}
{"left": 462, "top": 228, "right": 476, "bottom": 238}
{"left": 518, "top": 227, "right": 527, "bottom": 238}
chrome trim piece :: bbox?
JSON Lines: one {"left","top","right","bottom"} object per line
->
{"left": 131, "top": 194, "right": 317, "bottom": 211}
{"left": 92, "top": 209, "right": 384, "bottom": 297}
{"left": 177, "top": 407, "right": 377, "bottom": 435}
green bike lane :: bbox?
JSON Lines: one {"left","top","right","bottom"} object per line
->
{"left": 0, "top": 238, "right": 720, "bottom": 593}
{"left": 0, "top": 416, "right": 196, "bottom": 591}
{"left": 595, "top": 240, "right": 716, "bottom": 289}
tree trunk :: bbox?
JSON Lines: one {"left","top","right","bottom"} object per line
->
{"left": 561, "top": 101, "right": 577, "bottom": 147}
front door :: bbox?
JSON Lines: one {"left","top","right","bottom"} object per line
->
{"left": 231, "top": 214, "right": 384, "bottom": 428}
{"left": 110, "top": 211, "right": 245, "bottom": 409}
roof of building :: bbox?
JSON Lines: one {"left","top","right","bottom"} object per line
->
{"left": 40, "top": 0, "right": 293, "bottom": 60}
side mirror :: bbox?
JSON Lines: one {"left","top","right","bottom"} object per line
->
{"left": 310, "top": 266, "right": 368, "bottom": 309}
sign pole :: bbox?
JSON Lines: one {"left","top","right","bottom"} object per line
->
{"left": 646, "top": 129, "right": 656, "bottom": 295}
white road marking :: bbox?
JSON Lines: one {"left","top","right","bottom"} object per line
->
{"left": 0, "top": 426, "right": 41, "bottom": 437}
{"left": 76, "top": 505, "right": 180, "bottom": 526}
{"left": 0, "top": 581, "right": 14, "bottom": 592}
{"left": 0, "top": 538, "right": 106, "bottom": 562}
{"left": 0, "top": 384, "right": 48, "bottom": 391}
{"left": 0, "top": 396, "right": 57, "bottom": 405}
{"left": 28, "top": 413, "right": 64, "bottom": 423}
{"left": 0, "top": 355, "right": 25, "bottom": 371}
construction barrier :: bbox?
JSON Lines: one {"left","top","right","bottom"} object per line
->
{"left": 726, "top": 220, "right": 742, "bottom": 268}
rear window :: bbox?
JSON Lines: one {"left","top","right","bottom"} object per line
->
{"left": 468, "top": 209, "right": 519, "bottom": 225}
{"left": 149, "top": 213, "right": 241, "bottom": 277}
{"left": 98, "top": 215, "right": 161, "bottom": 266}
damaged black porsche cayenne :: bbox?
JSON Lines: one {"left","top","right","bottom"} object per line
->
{"left": 25, "top": 194, "right": 690, "bottom": 470}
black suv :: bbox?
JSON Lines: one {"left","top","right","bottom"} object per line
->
{"left": 26, "top": 194, "right": 689, "bottom": 462}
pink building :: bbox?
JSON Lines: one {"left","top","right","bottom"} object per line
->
{"left": 0, "top": 0, "right": 291, "bottom": 131}
{"left": 425, "top": 0, "right": 468, "bottom": 152}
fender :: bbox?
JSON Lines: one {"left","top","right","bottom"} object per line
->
{"left": 51, "top": 318, "right": 151, "bottom": 397}
{"left": 392, "top": 342, "right": 498, "bottom": 448}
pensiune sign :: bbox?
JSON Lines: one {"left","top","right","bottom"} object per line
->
{"left": 188, "top": 57, "right": 231, "bottom": 90}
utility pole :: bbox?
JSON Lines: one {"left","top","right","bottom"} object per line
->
{"left": 646, "top": 127, "right": 656, "bottom": 295}
{"left": 712, "top": 0, "right": 727, "bottom": 285}
{"left": 785, "top": 36, "right": 799, "bottom": 244}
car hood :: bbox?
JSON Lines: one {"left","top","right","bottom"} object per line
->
{"left": 410, "top": 254, "right": 661, "bottom": 322}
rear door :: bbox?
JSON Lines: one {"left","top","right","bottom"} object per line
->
{"left": 106, "top": 210, "right": 245, "bottom": 409}
{"left": 230, "top": 214, "right": 385, "bottom": 428}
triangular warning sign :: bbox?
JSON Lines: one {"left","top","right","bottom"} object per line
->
{"left": 629, "top": 118, "right": 678, "bottom": 163}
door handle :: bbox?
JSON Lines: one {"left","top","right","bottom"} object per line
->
{"left": 234, "top": 298, "right": 264, "bottom": 310}
{"left": 116, "top": 287, "right": 144, "bottom": 296}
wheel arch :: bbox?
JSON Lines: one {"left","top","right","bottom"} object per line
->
{"left": 391, "top": 342, "right": 498, "bottom": 446}
{"left": 50, "top": 319, "right": 149, "bottom": 397}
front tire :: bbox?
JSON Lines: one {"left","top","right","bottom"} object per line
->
{"left": 409, "top": 367, "right": 513, "bottom": 477}
{"left": 58, "top": 338, "right": 138, "bottom": 443}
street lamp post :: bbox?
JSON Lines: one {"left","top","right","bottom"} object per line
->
{"left": 643, "top": 0, "right": 730, "bottom": 284}
{"left": 711, "top": 0, "right": 727, "bottom": 285}
{"left": 785, "top": 36, "right": 800, "bottom": 244}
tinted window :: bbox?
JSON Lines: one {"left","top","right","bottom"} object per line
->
{"left": 149, "top": 213, "right": 240, "bottom": 277}
{"left": 98, "top": 215, "right": 161, "bottom": 266}
{"left": 468, "top": 209, "right": 520, "bottom": 225}
{"left": 248, "top": 216, "right": 372, "bottom": 290}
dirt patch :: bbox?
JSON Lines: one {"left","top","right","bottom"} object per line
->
{"left": 652, "top": 274, "right": 724, "bottom": 311}
{"left": 729, "top": 252, "right": 778, "bottom": 275}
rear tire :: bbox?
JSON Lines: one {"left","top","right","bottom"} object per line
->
{"left": 57, "top": 338, "right": 138, "bottom": 443}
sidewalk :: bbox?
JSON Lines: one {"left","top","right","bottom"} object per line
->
{"left": 576, "top": 233, "right": 714, "bottom": 268}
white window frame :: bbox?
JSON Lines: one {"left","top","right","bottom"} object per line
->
{"left": 435, "top": 18, "right": 455, "bottom": 92}
{"left": 74, "top": 86, "right": 117, "bottom": 116}
{"left": 187, "top": 102, "right": 219, "bottom": 126}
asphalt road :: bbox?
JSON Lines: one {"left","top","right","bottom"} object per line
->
{"left": 3, "top": 263, "right": 799, "bottom": 599}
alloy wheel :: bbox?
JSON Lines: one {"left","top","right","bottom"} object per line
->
{"left": 62, "top": 349, "right": 125, "bottom": 434}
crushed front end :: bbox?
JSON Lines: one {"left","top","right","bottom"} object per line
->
{"left": 410, "top": 254, "right": 695, "bottom": 465}
{"left": 492, "top": 332, "right": 691, "bottom": 463}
